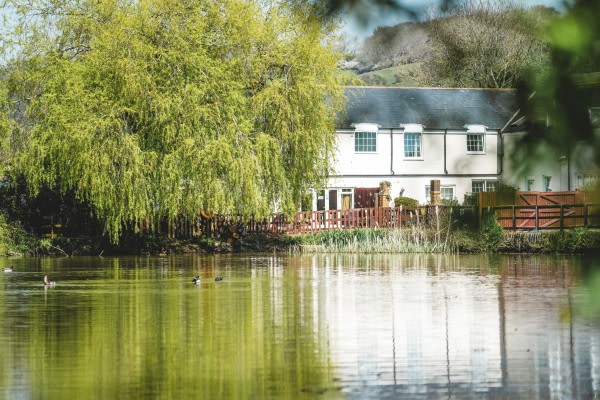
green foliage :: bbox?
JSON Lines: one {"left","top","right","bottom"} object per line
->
{"left": 478, "top": 212, "right": 504, "bottom": 252}
{"left": 440, "top": 198, "right": 460, "bottom": 206}
{"left": 394, "top": 196, "right": 418, "bottom": 207}
{"left": 2, "top": 0, "right": 345, "bottom": 242}
{"left": 536, "top": 229, "right": 600, "bottom": 254}
{"left": 452, "top": 211, "right": 503, "bottom": 253}
{"left": 0, "top": 212, "right": 37, "bottom": 255}
{"left": 357, "top": 64, "right": 425, "bottom": 87}
{"left": 0, "top": 213, "right": 17, "bottom": 255}
{"left": 0, "top": 80, "right": 11, "bottom": 171}
{"left": 300, "top": 192, "right": 313, "bottom": 211}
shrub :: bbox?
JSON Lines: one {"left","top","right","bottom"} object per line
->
{"left": 0, "top": 213, "right": 37, "bottom": 255}
{"left": 440, "top": 198, "right": 460, "bottom": 206}
{"left": 394, "top": 196, "right": 418, "bottom": 207}
{"left": 478, "top": 212, "right": 504, "bottom": 252}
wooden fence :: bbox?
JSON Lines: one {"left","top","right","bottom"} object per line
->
{"left": 139, "top": 205, "right": 469, "bottom": 239}
{"left": 483, "top": 203, "right": 600, "bottom": 230}
{"left": 479, "top": 190, "right": 600, "bottom": 230}
{"left": 41, "top": 200, "right": 600, "bottom": 240}
{"left": 137, "top": 201, "right": 600, "bottom": 239}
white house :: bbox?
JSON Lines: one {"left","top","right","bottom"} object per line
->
{"left": 502, "top": 105, "right": 600, "bottom": 193}
{"left": 312, "top": 86, "right": 517, "bottom": 210}
{"left": 311, "top": 86, "right": 600, "bottom": 211}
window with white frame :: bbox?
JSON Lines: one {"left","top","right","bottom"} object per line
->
{"left": 526, "top": 177, "right": 535, "bottom": 191}
{"left": 402, "top": 124, "right": 423, "bottom": 158}
{"left": 354, "top": 131, "right": 376, "bottom": 152}
{"left": 353, "top": 123, "right": 378, "bottom": 153}
{"left": 577, "top": 173, "right": 600, "bottom": 189}
{"left": 471, "top": 180, "right": 498, "bottom": 193}
{"left": 465, "top": 125, "right": 486, "bottom": 154}
{"left": 441, "top": 186, "right": 454, "bottom": 199}
{"left": 425, "top": 185, "right": 456, "bottom": 202}
{"left": 543, "top": 176, "right": 552, "bottom": 191}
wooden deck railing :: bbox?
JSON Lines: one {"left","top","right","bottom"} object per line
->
{"left": 42, "top": 203, "right": 600, "bottom": 240}
{"left": 145, "top": 205, "right": 473, "bottom": 238}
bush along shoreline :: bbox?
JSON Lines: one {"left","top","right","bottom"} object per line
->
{"left": 2, "top": 228, "right": 600, "bottom": 257}
{"left": 296, "top": 228, "right": 600, "bottom": 255}
{"left": 0, "top": 211, "right": 599, "bottom": 256}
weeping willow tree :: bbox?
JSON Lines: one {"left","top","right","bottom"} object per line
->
{"left": 0, "top": 0, "right": 345, "bottom": 241}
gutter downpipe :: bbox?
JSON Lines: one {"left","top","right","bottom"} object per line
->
{"left": 444, "top": 129, "right": 448, "bottom": 175}
{"left": 498, "top": 129, "right": 504, "bottom": 176}
{"left": 390, "top": 129, "right": 395, "bottom": 175}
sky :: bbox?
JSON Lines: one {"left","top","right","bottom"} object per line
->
{"left": 342, "top": 0, "right": 567, "bottom": 40}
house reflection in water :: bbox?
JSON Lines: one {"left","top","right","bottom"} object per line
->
{"left": 308, "top": 254, "right": 600, "bottom": 399}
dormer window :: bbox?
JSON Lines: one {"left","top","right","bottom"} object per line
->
{"left": 353, "top": 123, "right": 378, "bottom": 153}
{"left": 465, "top": 124, "right": 486, "bottom": 154}
{"left": 402, "top": 124, "right": 423, "bottom": 159}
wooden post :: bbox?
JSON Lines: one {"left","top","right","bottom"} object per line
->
{"left": 535, "top": 204, "right": 539, "bottom": 230}
{"left": 585, "top": 204, "right": 589, "bottom": 228}
{"left": 379, "top": 181, "right": 390, "bottom": 207}
{"left": 430, "top": 180, "right": 441, "bottom": 205}
{"left": 512, "top": 206, "right": 516, "bottom": 230}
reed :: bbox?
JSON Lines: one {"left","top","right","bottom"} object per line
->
{"left": 299, "top": 226, "right": 455, "bottom": 253}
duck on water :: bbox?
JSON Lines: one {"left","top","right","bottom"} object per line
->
{"left": 44, "top": 275, "right": 56, "bottom": 287}
{"left": 192, "top": 275, "right": 223, "bottom": 284}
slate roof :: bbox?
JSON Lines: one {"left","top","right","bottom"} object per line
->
{"left": 338, "top": 86, "right": 518, "bottom": 130}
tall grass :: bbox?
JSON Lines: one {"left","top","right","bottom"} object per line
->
{"left": 299, "top": 226, "right": 455, "bottom": 253}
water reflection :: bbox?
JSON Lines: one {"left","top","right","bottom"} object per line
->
{"left": 0, "top": 254, "right": 598, "bottom": 399}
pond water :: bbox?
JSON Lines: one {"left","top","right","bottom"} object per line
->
{"left": 1, "top": 253, "right": 599, "bottom": 399}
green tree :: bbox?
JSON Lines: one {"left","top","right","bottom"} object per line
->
{"left": 1, "top": 0, "right": 346, "bottom": 241}
{"left": 0, "top": 78, "right": 10, "bottom": 165}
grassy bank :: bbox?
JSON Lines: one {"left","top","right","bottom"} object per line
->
{"left": 298, "top": 227, "right": 452, "bottom": 253}
{"left": 296, "top": 228, "right": 600, "bottom": 254}
{"left": 1, "top": 221, "right": 599, "bottom": 256}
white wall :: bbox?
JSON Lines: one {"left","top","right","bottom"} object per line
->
{"left": 328, "top": 128, "right": 501, "bottom": 205}
{"left": 502, "top": 131, "right": 600, "bottom": 191}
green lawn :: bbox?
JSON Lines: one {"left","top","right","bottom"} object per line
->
{"left": 357, "top": 63, "right": 424, "bottom": 87}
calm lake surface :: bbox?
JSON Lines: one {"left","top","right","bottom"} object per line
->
{"left": 1, "top": 253, "right": 599, "bottom": 399}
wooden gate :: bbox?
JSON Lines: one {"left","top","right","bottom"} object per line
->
{"left": 354, "top": 188, "right": 378, "bottom": 209}
{"left": 480, "top": 190, "right": 599, "bottom": 229}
